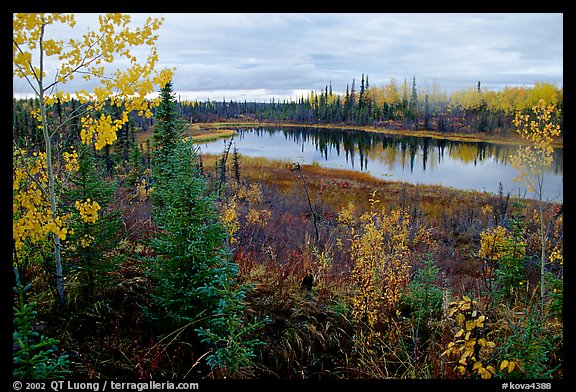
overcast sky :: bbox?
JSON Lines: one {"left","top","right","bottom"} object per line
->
{"left": 13, "top": 13, "right": 563, "bottom": 102}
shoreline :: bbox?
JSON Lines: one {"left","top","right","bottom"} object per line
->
{"left": 200, "top": 153, "right": 559, "bottom": 208}
{"left": 194, "top": 120, "right": 564, "bottom": 148}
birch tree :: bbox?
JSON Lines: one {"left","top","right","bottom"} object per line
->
{"left": 510, "top": 99, "right": 562, "bottom": 304}
{"left": 13, "top": 13, "right": 173, "bottom": 307}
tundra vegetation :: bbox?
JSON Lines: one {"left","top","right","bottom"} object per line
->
{"left": 13, "top": 13, "right": 562, "bottom": 381}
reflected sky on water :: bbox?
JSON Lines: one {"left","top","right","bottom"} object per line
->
{"left": 197, "top": 127, "right": 563, "bottom": 202}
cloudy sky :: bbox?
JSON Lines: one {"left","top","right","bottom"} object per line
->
{"left": 13, "top": 13, "right": 563, "bottom": 102}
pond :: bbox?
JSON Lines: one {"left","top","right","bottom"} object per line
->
{"left": 197, "top": 126, "right": 563, "bottom": 202}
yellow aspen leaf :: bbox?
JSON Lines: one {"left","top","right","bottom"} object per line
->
{"left": 466, "top": 320, "right": 476, "bottom": 331}
{"left": 456, "top": 366, "right": 466, "bottom": 375}
{"left": 507, "top": 361, "right": 516, "bottom": 373}
{"left": 455, "top": 313, "right": 465, "bottom": 325}
{"left": 473, "top": 361, "right": 483, "bottom": 371}
{"left": 475, "top": 315, "right": 485, "bottom": 328}
{"left": 454, "top": 329, "right": 464, "bottom": 338}
{"left": 500, "top": 360, "right": 509, "bottom": 371}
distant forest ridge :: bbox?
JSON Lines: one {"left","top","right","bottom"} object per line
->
{"left": 13, "top": 76, "right": 563, "bottom": 142}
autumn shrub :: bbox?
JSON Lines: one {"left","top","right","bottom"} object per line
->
{"left": 441, "top": 295, "right": 498, "bottom": 379}
{"left": 341, "top": 202, "right": 442, "bottom": 377}
{"left": 510, "top": 99, "right": 562, "bottom": 304}
{"left": 220, "top": 194, "right": 240, "bottom": 245}
{"left": 523, "top": 205, "right": 563, "bottom": 311}
{"left": 348, "top": 206, "right": 408, "bottom": 326}
{"left": 478, "top": 202, "right": 528, "bottom": 304}
{"left": 339, "top": 193, "right": 435, "bottom": 330}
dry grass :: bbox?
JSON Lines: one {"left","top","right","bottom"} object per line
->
{"left": 134, "top": 124, "right": 236, "bottom": 145}
{"left": 206, "top": 152, "right": 529, "bottom": 219}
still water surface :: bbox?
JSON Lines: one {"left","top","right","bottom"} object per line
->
{"left": 198, "top": 127, "right": 563, "bottom": 202}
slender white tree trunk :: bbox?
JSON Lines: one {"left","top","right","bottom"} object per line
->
{"left": 38, "top": 22, "right": 65, "bottom": 307}
{"left": 538, "top": 172, "right": 546, "bottom": 305}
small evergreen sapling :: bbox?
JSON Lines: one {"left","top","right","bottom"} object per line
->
{"left": 13, "top": 268, "right": 70, "bottom": 379}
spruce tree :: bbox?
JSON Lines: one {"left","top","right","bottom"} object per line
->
{"left": 149, "top": 140, "right": 266, "bottom": 376}
{"left": 13, "top": 268, "right": 70, "bottom": 378}
{"left": 410, "top": 75, "right": 418, "bottom": 116}
{"left": 151, "top": 80, "right": 184, "bottom": 161}
{"left": 61, "top": 147, "right": 122, "bottom": 305}
{"left": 147, "top": 83, "right": 266, "bottom": 376}
{"left": 148, "top": 140, "right": 226, "bottom": 326}
{"left": 127, "top": 139, "right": 145, "bottom": 185}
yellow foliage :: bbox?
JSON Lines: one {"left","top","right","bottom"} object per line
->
{"left": 79, "top": 234, "right": 95, "bottom": 248}
{"left": 13, "top": 147, "right": 71, "bottom": 249}
{"left": 349, "top": 206, "right": 414, "bottom": 327}
{"left": 442, "top": 296, "right": 498, "bottom": 379}
{"left": 237, "top": 183, "right": 263, "bottom": 204}
{"left": 13, "top": 13, "right": 175, "bottom": 151}
{"left": 221, "top": 196, "right": 239, "bottom": 244}
{"left": 510, "top": 99, "right": 561, "bottom": 193}
{"left": 337, "top": 201, "right": 356, "bottom": 226}
{"left": 340, "top": 193, "right": 438, "bottom": 328}
{"left": 478, "top": 225, "right": 525, "bottom": 262}
{"left": 549, "top": 245, "right": 563, "bottom": 266}
{"left": 481, "top": 204, "right": 493, "bottom": 218}
{"left": 81, "top": 113, "right": 123, "bottom": 150}
{"left": 74, "top": 198, "right": 101, "bottom": 224}
{"left": 314, "top": 248, "right": 333, "bottom": 277}
{"left": 62, "top": 148, "right": 79, "bottom": 172}
{"left": 246, "top": 208, "right": 271, "bottom": 227}
{"left": 500, "top": 359, "right": 522, "bottom": 374}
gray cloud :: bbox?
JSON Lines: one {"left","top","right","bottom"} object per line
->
{"left": 14, "top": 13, "right": 563, "bottom": 102}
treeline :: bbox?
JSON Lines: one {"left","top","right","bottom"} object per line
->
{"left": 14, "top": 76, "right": 563, "bottom": 145}
{"left": 179, "top": 75, "right": 563, "bottom": 135}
